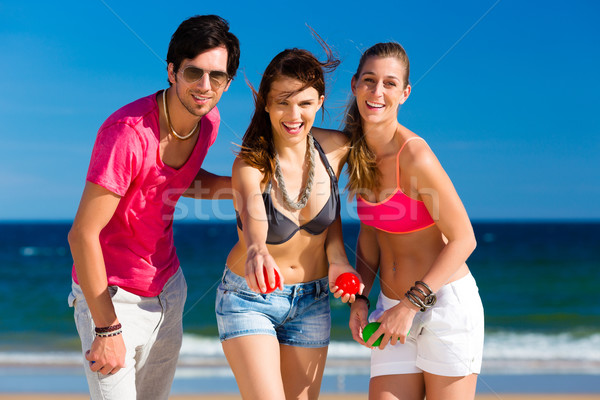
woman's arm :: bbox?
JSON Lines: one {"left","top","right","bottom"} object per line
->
{"left": 312, "top": 128, "right": 350, "bottom": 175}
{"left": 325, "top": 216, "right": 363, "bottom": 303}
{"left": 349, "top": 223, "right": 380, "bottom": 345}
{"left": 314, "top": 128, "right": 357, "bottom": 299}
{"left": 370, "top": 140, "right": 476, "bottom": 349}
{"left": 232, "top": 157, "right": 282, "bottom": 292}
{"left": 182, "top": 168, "right": 232, "bottom": 199}
{"left": 409, "top": 143, "right": 477, "bottom": 292}
{"left": 354, "top": 223, "right": 380, "bottom": 296}
{"left": 67, "top": 182, "right": 126, "bottom": 375}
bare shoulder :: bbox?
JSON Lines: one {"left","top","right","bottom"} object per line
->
{"left": 232, "top": 156, "right": 263, "bottom": 181}
{"left": 397, "top": 125, "right": 437, "bottom": 166}
{"left": 312, "top": 127, "right": 351, "bottom": 154}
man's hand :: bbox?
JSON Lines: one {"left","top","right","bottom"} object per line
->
{"left": 85, "top": 334, "right": 127, "bottom": 375}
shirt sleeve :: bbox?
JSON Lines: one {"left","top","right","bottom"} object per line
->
{"left": 86, "top": 122, "right": 143, "bottom": 196}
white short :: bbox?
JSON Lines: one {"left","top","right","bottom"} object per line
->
{"left": 368, "top": 273, "right": 484, "bottom": 378}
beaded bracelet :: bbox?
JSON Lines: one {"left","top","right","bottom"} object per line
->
{"left": 95, "top": 329, "right": 122, "bottom": 338}
{"left": 95, "top": 323, "right": 122, "bottom": 334}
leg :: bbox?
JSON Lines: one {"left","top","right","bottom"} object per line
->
{"left": 369, "top": 373, "right": 424, "bottom": 400}
{"left": 222, "top": 335, "right": 286, "bottom": 400}
{"left": 70, "top": 282, "right": 142, "bottom": 400}
{"left": 135, "top": 269, "right": 187, "bottom": 400}
{"left": 423, "top": 372, "right": 478, "bottom": 400}
{"left": 280, "top": 344, "right": 328, "bottom": 400}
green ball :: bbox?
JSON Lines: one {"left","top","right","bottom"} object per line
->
{"left": 362, "top": 322, "right": 383, "bottom": 347}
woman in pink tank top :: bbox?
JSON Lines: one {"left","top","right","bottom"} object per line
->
{"left": 344, "top": 43, "right": 484, "bottom": 400}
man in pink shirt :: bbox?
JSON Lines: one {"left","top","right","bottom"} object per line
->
{"left": 67, "top": 15, "right": 240, "bottom": 400}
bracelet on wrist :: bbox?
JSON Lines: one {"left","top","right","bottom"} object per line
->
{"left": 95, "top": 329, "right": 122, "bottom": 338}
{"left": 352, "top": 294, "right": 371, "bottom": 309}
{"left": 95, "top": 323, "right": 122, "bottom": 334}
{"left": 405, "top": 291, "right": 426, "bottom": 312}
{"left": 405, "top": 281, "right": 437, "bottom": 312}
{"left": 416, "top": 281, "right": 434, "bottom": 295}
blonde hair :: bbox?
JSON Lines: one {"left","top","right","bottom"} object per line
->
{"left": 344, "top": 42, "right": 410, "bottom": 197}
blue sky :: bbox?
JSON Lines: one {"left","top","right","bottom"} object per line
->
{"left": 1, "top": 0, "right": 598, "bottom": 221}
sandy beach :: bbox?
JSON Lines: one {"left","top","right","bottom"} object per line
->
{"left": 1, "top": 395, "right": 600, "bottom": 399}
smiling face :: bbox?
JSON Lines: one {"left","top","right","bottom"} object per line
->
{"left": 265, "top": 76, "right": 324, "bottom": 145}
{"left": 168, "top": 46, "right": 230, "bottom": 119}
{"left": 351, "top": 56, "right": 411, "bottom": 126}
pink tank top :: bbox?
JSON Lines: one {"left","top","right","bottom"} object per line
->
{"left": 356, "top": 137, "right": 435, "bottom": 234}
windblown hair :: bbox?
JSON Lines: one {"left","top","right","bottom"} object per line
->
{"left": 166, "top": 15, "right": 240, "bottom": 83}
{"left": 238, "top": 31, "right": 340, "bottom": 184}
{"left": 344, "top": 42, "right": 410, "bottom": 198}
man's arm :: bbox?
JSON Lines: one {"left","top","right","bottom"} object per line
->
{"left": 68, "top": 181, "right": 126, "bottom": 375}
{"left": 182, "top": 168, "right": 232, "bottom": 199}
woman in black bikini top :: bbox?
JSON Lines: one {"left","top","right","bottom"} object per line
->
{"left": 215, "top": 39, "right": 363, "bottom": 400}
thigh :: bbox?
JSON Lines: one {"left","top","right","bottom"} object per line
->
{"left": 71, "top": 283, "right": 139, "bottom": 400}
{"left": 216, "top": 268, "right": 283, "bottom": 341}
{"left": 423, "top": 372, "right": 478, "bottom": 400}
{"left": 280, "top": 345, "right": 328, "bottom": 400}
{"left": 416, "top": 274, "right": 484, "bottom": 377}
{"left": 222, "top": 335, "right": 285, "bottom": 400}
{"left": 277, "top": 279, "right": 331, "bottom": 348}
{"left": 136, "top": 269, "right": 187, "bottom": 400}
{"left": 369, "top": 373, "right": 424, "bottom": 400}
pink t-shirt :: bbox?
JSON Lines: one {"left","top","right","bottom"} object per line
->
{"left": 72, "top": 92, "right": 220, "bottom": 296}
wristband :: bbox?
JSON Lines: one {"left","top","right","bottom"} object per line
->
{"left": 95, "top": 323, "right": 122, "bottom": 334}
{"left": 95, "top": 329, "right": 122, "bottom": 338}
{"left": 351, "top": 294, "right": 371, "bottom": 309}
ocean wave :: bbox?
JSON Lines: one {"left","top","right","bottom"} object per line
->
{"left": 2, "top": 331, "right": 600, "bottom": 374}
{"left": 18, "top": 246, "right": 68, "bottom": 257}
{"left": 484, "top": 331, "right": 600, "bottom": 361}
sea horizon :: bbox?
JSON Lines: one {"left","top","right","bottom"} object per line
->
{"left": 1, "top": 220, "right": 599, "bottom": 394}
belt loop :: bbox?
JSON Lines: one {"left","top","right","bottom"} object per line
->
{"left": 315, "top": 280, "right": 321, "bottom": 299}
{"left": 221, "top": 266, "right": 228, "bottom": 284}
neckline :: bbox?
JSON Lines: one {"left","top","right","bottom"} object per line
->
{"left": 265, "top": 188, "right": 335, "bottom": 230}
{"left": 154, "top": 91, "right": 203, "bottom": 172}
{"left": 358, "top": 136, "right": 424, "bottom": 204}
{"left": 264, "top": 139, "right": 337, "bottom": 229}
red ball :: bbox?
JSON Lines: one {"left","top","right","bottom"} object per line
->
{"left": 335, "top": 272, "right": 360, "bottom": 295}
{"left": 258, "top": 266, "right": 281, "bottom": 294}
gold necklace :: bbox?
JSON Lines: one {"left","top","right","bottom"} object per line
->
{"left": 162, "top": 89, "right": 198, "bottom": 140}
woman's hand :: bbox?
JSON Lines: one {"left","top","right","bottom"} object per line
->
{"left": 244, "top": 245, "right": 283, "bottom": 293}
{"left": 366, "top": 300, "right": 418, "bottom": 348}
{"left": 329, "top": 262, "right": 364, "bottom": 303}
{"left": 349, "top": 299, "right": 370, "bottom": 347}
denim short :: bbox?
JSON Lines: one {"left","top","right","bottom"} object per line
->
{"left": 215, "top": 267, "right": 331, "bottom": 348}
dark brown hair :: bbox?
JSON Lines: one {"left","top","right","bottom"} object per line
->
{"left": 166, "top": 15, "right": 240, "bottom": 83}
{"left": 238, "top": 33, "right": 339, "bottom": 184}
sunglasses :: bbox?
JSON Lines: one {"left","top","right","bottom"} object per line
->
{"left": 180, "top": 66, "right": 230, "bottom": 89}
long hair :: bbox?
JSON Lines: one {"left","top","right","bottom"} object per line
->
{"left": 238, "top": 31, "right": 339, "bottom": 184}
{"left": 344, "top": 42, "right": 410, "bottom": 198}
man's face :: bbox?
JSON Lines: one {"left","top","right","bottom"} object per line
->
{"left": 168, "top": 46, "right": 230, "bottom": 119}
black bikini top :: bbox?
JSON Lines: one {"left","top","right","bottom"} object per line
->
{"left": 236, "top": 138, "right": 340, "bottom": 245}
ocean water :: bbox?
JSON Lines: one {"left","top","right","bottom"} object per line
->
{"left": 0, "top": 221, "right": 599, "bottom": 377}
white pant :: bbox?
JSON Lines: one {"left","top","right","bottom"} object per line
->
{"left": 68, "top": 268, "right": 187, "bottom": 400}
